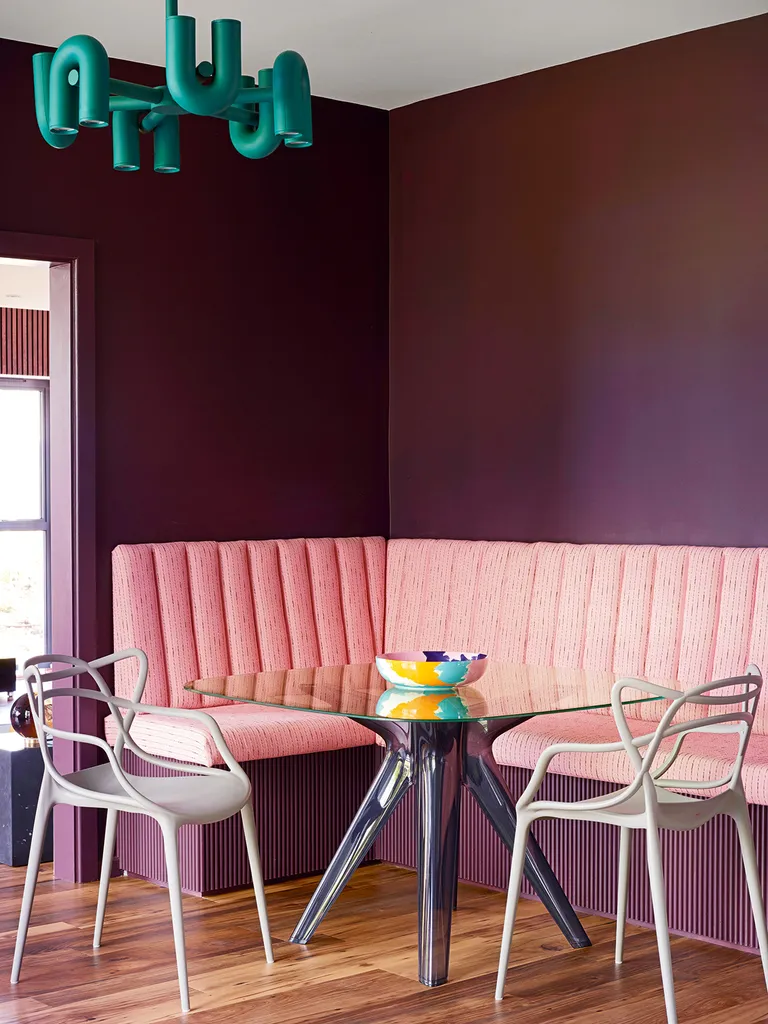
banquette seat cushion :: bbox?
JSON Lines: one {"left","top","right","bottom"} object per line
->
{"left": 116, "top": 703, "right": 375, "bottom": 768}
{"left": 491, "top": 711, "right": 768, "bottom": 805}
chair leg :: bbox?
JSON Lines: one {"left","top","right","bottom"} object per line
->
{"left": 160, "top": 822, "right": 190, "bottom": 1014}
{"left": 646, "top": 825, "right": 677, "bottom": 1024}
{"left": 615, "top": 827, "right": 632, "bottom": 965}
{"left": 11, "top": 782, "right": 52, "bottom": 984}
{"left": 495, "top": 817, "right": 531, "bottom": 1001}
{"left": 240, "top": 801, "right": 274, "bottom": 964}
{"left": 93, "top": 808, "right": 118, "bottom": 949}
{"left": 733, "top": 803, "right": 768, "bottom": 991}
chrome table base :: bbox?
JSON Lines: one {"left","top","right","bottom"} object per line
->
{"left": 289, "top": 716, "right": 590, "bottom": 986}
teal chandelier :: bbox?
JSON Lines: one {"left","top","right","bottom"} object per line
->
{"left": 32, "top": 0, "right": 312, "bottom": 172}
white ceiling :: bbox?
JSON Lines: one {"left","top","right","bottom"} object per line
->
{"left": 0, "top": 259, "right": 50, "bottom": 311}
{"left": 1, "top": 0, "right": 767, "bottom": 109}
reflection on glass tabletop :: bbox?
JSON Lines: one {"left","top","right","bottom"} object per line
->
{"left": 185, "top": 662, "right": 665, "bottom": 723}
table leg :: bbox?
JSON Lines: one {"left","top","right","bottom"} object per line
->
{"left": 452, "top": 791, "right": 461, "bottom": 912}
{"left": 413, "top": 722, "right": 462, "bottom": 986}
{"left": 463, "top": 719, "right": 591, "bottom": 949}
{"left": 290, "top": 721, "right": 414, "bottom": 945}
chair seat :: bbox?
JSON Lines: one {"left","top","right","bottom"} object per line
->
{"left": 528, "top": 783, "right": 709, "bottom": 826}
{"left": 66, "top": 763, "right": 250, "bottom": 824}
{"left": 493, "top": 711, "right": 768, "bottom": 806}
{"left": 105, "top": 703, "right": 376, "bottom": 768}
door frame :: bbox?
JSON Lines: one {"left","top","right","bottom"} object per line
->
{"left": 0, "top": 230, "right": 97, "bottom": 882}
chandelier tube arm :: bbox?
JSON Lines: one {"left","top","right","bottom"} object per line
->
{"left": 166, "top": 15, "right": 242, "bottom": 116}
{"left": 110, "top": 96, "right": 153, "bottom": 112}
{"left": 49, "top": 35, "right": 110, "bottom": 132}
{"left": 109, "top": 79, "right": 165, "bottom": 105}
{"left": 229, "top": 70, "right": 281, "bottom": 159}
{"left": 272, "top": 50, "right": 312, "bottom": 146}
{"left": 214, "top": 105, "right": 261, "bottom": 127}
{"left": 153, "top": 114, "right": 180, "bottom": 173}
{"left": 112, "top": 109, "right": 141, "bottom": 170}
{"left": 141, "top": 109, "right": 168, "bottom": 132}
{"left": 32, "top": 53, "right": 77, "bottom": 149}
{"left": 237, "top": 87, "right": 274, "bottom": 105}
{"left": 140, "top": 88, "right": 187, "bottom": 131}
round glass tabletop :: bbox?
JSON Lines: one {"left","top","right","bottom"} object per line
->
{"left": 185, "top": 662, "right": 664, "bottom": 723}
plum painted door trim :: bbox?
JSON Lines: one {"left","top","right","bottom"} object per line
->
{"left": 0, "top": 230, "right": 97, "bottom": 883}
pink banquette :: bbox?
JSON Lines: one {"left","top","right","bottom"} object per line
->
{"left": 111, "top": 536, "right": 768, "bottom": 953}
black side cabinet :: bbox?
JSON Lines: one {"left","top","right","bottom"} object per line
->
{"left": 0, "top": 660, "right": 16, "bottom": 699}
{"left": 0, "top": 735, "right": 53, "bottom": 867}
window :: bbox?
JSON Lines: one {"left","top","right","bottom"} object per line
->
{"left": 0, "top": 377, "right": 50, "bottom": 671}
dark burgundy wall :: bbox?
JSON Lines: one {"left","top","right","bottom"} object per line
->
{"left": 390, "top": 15, "right": 768, "bottom": 546}
{"left": 0, "top": 38, "right": 389, "bottom": 653}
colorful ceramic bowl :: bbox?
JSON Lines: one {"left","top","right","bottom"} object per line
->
{"left": 375, "top": 651, "right": 488, "bottom": 690}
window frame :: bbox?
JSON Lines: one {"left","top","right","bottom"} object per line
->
{"left": 0, "top": 373, "right": 52, "bottom": 657}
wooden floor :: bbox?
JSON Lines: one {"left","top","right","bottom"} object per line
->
{"left": 0, "top": 862, "right": 766, "bottom": 1023}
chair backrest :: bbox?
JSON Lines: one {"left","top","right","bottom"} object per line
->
{"left": 612, "top": 666, "right": 763, "bottom": 799}
{"left": 23, "top": 649, "right": 238, "bottom": 813}
{"left": 23, "top": 650, "right": 150, "bottom": 805}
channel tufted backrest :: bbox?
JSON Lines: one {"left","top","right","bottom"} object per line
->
{"left": 385, "top": 539, "right": 768, "bottom": 732}
{"left": 113, "top": 537, "right": 386, "bottom": 709}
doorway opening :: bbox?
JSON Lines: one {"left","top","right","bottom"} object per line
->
{"left": 0, "top": 232, "right": 96, "bottom": 883}
{"left": 0, "top": 258, "right": 51, "bottom": 687}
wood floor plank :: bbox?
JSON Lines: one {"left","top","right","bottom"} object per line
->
{"left": 0, "top": 861, "right": 765, "bottom": 1022}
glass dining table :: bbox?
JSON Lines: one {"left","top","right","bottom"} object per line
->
{"left": 186, "top": 662, "right": 659, "bottom": 987}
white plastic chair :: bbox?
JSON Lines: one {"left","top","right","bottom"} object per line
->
{"left": 11, "top": 649, "right": 273, "bottom": 1013}
{"left": 495, "top": 667, "right": 768, "bottom": 1024}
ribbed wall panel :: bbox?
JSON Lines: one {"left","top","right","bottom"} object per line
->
{"left": 375, "top": 766, "right": 768, "bottom": 955}
{"left": 0, "top": 307, "right": 49, "bottom": 376}
{"left": 118, "top": 745, "right": 382, "bottom": 895}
